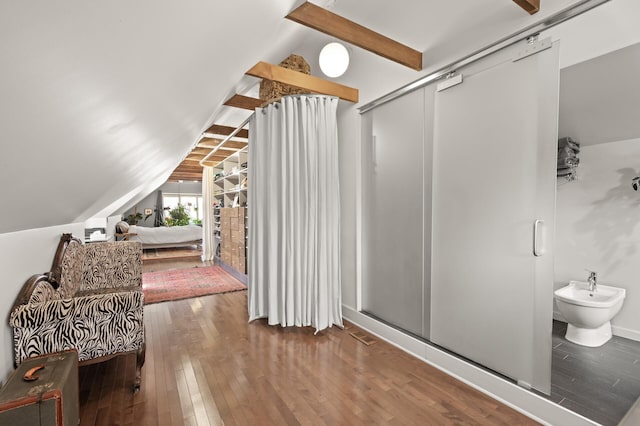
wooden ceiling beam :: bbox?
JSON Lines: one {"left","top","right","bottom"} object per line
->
{"left": 246, "top": 61, "right": 359, "bottom": 103}
{"left": 173, "top": 171, "right": 204, "bottom": 177}
{"left": 182, "top": 157, "right": 226, "bottom": 164}
{"left": 174, "top": 165, "right": 204, "bottom": 172}
{"left": 170, "top": 167, "right": 203, "bottom": 173}
{"left": 286, "top": 2, "right": 422, "bottom": 71}
{"left": 224, "top": 94, "right": 265, "bottom": 111}
{"left": 173, "top": 170, "right": 204, "bottom": 177}
{"left": 200, "top": 161, "right": 222, "bottom": 167}
{"left": 168, "top": 177, "right": 203, "bottom": 183}
{"left": 171, "top": 170, "right": 202, "bottom": 177}
{"left": 181, "top": 158, "right": 222, "bottom": 167}
{"left": 182, "top": 163, "right": 221, "bottom": 169}
{"left": 186, "top": 152, "right": 233, "bottom": 161}
{"left": 197, "top": 138, "right": 247, "bottom": 150}
{"left": 186, "top": 158, "right": 226, "bottom": 166}
{"left": 203, "top": 124, "right": 249, "bottom": 139}
{"left": 190, "top": 147, "right": 218, "bottom": 156}
{"left": 512, "top": 0, "right": 540, "bottom": 14}
{"left": 189, "top": 147, "right": 240, "bottom": 157}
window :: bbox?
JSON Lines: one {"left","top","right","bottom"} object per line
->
{"left": 163, "top": 193, "right": 202, "bottom": 223}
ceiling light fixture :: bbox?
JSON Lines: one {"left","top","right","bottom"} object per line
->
{"left": 319, "top": 42, "right": 349, "bottom": 78}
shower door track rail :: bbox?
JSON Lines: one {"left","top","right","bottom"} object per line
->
{"left": 358, "top": 0, "right": 610, "bottom": 114}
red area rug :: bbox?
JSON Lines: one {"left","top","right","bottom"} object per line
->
{"left": 142, "top": 266, "right": 246, "bottom": 304}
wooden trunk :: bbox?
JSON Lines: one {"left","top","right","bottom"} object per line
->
{"left": 0, "top": 350, "right": 79, "bottom": 426}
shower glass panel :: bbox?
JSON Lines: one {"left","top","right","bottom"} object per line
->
{"left": 361, "top": 87, "right": 431, "bottom": 336}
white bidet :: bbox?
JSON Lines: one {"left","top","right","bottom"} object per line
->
{"left": 554, "top": 280, "right": 626, "bottom": 347}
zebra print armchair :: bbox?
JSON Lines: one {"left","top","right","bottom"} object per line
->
{"left": 10, "top": 234, "right": 146, "bottom": 391}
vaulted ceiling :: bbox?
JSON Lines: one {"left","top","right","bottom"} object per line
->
{"left": 166, "top": 0, "right": 545, "bottom": 183}
{"left": 2, "top": 0, "right": 630, "bottom": 234}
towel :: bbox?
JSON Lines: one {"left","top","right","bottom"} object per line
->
{"left": 557, "top": 156, "right": 579, "bottom": 168}
{"left": 558, "top": 137, "right": 580, "bottom": 153}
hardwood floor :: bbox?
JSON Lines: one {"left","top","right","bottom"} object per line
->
{"left": 142, "top": 247, "right": 203, "bottom": 264}
{"left": 78, "top": 259, "right": 537, "bottom": 425}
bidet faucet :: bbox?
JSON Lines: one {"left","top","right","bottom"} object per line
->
{"left": 587, "top": 270, "right": 597, "bottom": 292}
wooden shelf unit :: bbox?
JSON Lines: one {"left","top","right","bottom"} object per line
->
{"left": 211, "top": 149, "right": 248, "bottom": 274}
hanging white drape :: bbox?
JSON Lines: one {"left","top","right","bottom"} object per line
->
{"left": 202, "top": 166, "right": 217, "bottom": 261}
{"left": 248, "top": 95, "right": 343, "bottom": 333}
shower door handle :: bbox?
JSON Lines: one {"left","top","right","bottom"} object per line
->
{"left": 533, "top": 219, "right": 545, "bottom": 257}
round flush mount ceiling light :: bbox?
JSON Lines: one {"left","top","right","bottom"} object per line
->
{"left": 319, "top": 42, "right": 349, "bottom": 78}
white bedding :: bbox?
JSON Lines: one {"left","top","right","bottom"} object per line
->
{"left": 128, "top": 224, "right": 202, "bottom": 245}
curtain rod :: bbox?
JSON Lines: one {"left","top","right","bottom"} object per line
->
{"left": 199, "top": 94, "right": 337, "bottom": 167}
{"left": 358, "top": 0, "right": 610, "bottom": 114}
{"left": 199, "top": 114, "right": 254, "bottom": 166}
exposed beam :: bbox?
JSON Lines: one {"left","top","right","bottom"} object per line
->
{"left": 182, "top": 157, "right": 227, "bottom": 165}
{"left": 180, "top": 159, "right": 222, "bottom": 168}
{"left": 286, "top": 2, "right": 422, "bottom": 71}
{"left": 200, "top": 161, "right": 223, "bottom": 167}
{"left": 197, "top": 138, "right": 247, "bottom": 150}
{"left": 186, "top": 152, "right": 233, "bottom": 161}
{"left": 171, "top": 167, "right": 203, "bottom": 173}
{"left": 189, "top": 147, "right": 241, "bottom": 157}
{"left": 224, "top": 94, "right": 264, "bottom": 111}
{"left": 203, "top": 124, "right": 249, "bottom": 139}
{"left": 174, "top": 165, "right": 204, "bottom": 172}
{"left": 168, "top": 172, "right": 203, "bottom": 180}
{"left": 512, "top": 0, "right": 540, "bottom": 14}
{"left": 246, "top": 62, "right": 359, "bottom": 103}
{"left": 190, "top": 147, "right": 219, "bottom": 156}
{"left": 173, "top": 171, "right": 204, "bottom": 177}
{"left": 168, "top": 177, "right": 203, "bottom": 183}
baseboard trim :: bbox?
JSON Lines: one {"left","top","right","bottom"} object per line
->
{"left": 612, "top": 325, "right": 640, "bottom": 342}
{"left": 553, "top": 310, "right": 640, "bottom": 342}
{"left": 343, "top": 305, "right": 598, "bottom": 426}
{"left": 216, "top": 257, "right": 248, "bottom": 285}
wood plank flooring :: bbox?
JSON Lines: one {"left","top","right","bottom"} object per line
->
{"left": 550, "top": 320, "right": 640, "bottom": 426}
{"left": 78, "top": 262, "right": 537, "bottom": 425}
{"left": 142, "top": 247, "right": 202, "bottom": 263}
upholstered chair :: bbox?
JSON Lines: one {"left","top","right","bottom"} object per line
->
{"left": 10, "top": 234, "right": 145, "bottom": 391}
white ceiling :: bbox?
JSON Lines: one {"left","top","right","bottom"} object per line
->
{"left": 0, "top": 0, "right": 307, "bottom": 234}
{"left": 0, "top": 0, "right": 633, "bottom": 234}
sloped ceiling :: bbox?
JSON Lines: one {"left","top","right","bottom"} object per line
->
{"left": 0, "top": 0, "right": 590, "bottom": 234}
{"left": 0, "top": 0, "right": 305, "bottom": 234}
{"left": 559, "top": 42, "right": 640, "bottom": 146}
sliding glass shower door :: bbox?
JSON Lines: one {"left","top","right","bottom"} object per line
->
{"left": 360, "top": 38, "right": 559, "bottom": 394}
{"left": 429, "top": 41, "right": 559, "bottom": 394}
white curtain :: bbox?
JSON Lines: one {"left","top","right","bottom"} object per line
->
{"left": 202, "top": 166, "right": 217, "bottom": 261}
{"left": 248, "top": 95, "right": 343, "bottom": 333}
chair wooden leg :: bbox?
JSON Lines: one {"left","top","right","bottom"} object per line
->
{"left": 134, "top": 343, "right": 146, "bottom": 393}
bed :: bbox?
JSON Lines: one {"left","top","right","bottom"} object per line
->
{"left": 117, "top": 223, "right": 203, "bottom": 249}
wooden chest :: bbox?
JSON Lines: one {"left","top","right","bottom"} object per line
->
{"left": 0, "top": 350, "right": 79, "bottom": 426}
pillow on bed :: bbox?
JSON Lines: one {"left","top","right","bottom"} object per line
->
{"left": 115, "top": 221, "right": 129, "bottom": 234}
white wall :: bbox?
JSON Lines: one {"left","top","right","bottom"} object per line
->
{"left": 0, "top": 222, "right": 84, "bottom": 384}
{"left": 555, "top": 138, "right": 640, "bottom": 340}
